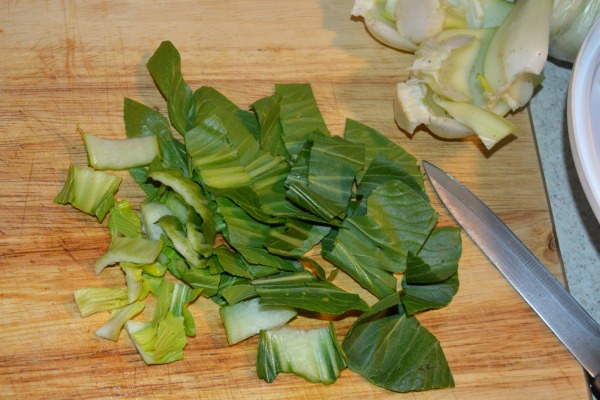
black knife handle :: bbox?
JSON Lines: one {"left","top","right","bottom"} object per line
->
{"left": 590, "top": 373, "right": 600, "bottom": 397}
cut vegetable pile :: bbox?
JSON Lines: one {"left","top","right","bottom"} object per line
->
{"left": 55, "top": 41, "right": 462, "bottom": 393}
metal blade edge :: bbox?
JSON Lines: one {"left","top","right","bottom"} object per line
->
{"left": 423, "top": 160, "right": 600, "bottom": 380}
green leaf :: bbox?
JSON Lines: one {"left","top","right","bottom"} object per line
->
{"left": 264, "top": 218, "right": 331, "bottom": 258}
{"left": 246, "top": 263, "right": 280, "bottom": 279}
{"left": 214, "top": 273, "right": 249, "bottom": 303}
{"left": 322, "top": 223, "right": 398, "bottom": 300}
{"left": 214, "top": 245, "right": 255, "bottom": 280}
{"left": 252, "top": 94, "right": 289, "bottom": 159}
{"left": 123, "top": 97, "right": 189, "bottom": 177}
{"left": 94, "top": 236, "right": 163, "bottom": 274}
{"left": 344, "top": 118, "right": 422, "bottom": 187}
{"left": 150, "top": 279, "right": 175, "bottom": 325}
{"left": 220, "top": 284, "right": 257, "bottom": 305}
{"left": 169, "top": 282, "right": 202, "bottom": 337}
{"left": 149, "top": 279, "right": 201, "bottom": 337}
{"left": 342, "top": 293, "right": 454, "bottom": 392}
{"left": 275, "top": 83, "right": 330, "bottom": 157}
{"left": 120, "top": 262, "right": 150, "bottom": 303}
{"left": 285, "top": 136, "right": 364, "bottom": 223}
{"left": 193, "top": 86, "right": 260, "bottom": 144}
{"left": 108, "top": 199, "right": 142, "bottom": 238}
{"left": 184, "top": 123, "right": 248, "bottom": 190}
{"left": 216, "top": 197, "right": 271, "bottom": 249}
{"left": 126, "top": 312, "right": 187, "bottom": 365}
{"left": 349, "top": 180, "right": 438, "bottom": 272}
{"left": 127, "top": 260, "right": 167, "bottom": 277}
{"left": 187, "top": 87, "right": 314, "bottom": 223}
{"left": 147, "top": 166, "right": 216, "bottom": 245}
{"left": 253, "top": 271, "right": 369, "bottom": 315}
{"left": 146, "top": 41, "right": 195, "bottom": 136}
{"left": 186, "top": 216, "right": 212, "bottom": 256}
{"left": 399, "top": 227, "right": 462, "bottom": 314}
{"left": 96, "top": 301, "right": 145, "bottom": 342}
{"left": 285, "top": 182, "right": 346, "bottom": 223}
{"left": 298, "top": 256, "right": 328, "bottom": 281}
{"left": 143, "top": 275, "right": 165, "bottom": 296}
{"left": 220, "top": 297, "right": 297, "bottom": 345}
{"left": 401, "top": 271, "right": 459, "bottom": 315}
{"left": 82, "top": 131, "right": 160, "bottom": 171}
{"left": 54, "top": 165, "right": 121, "bottom": 222}
{"left": 161, "top": 189, "right": 191, "bottom": 224}
{"left": 129, "top": 166, "right": 160, "bottom": 198}
{"left": 256, "top": 323, "right": 346, "bottom": 385}
{"left": 182, "top": 265, "right": 221, "bottom": 298}
{"left": 357, "top": 152, "right": 427, "bottom": 201}
{"left": 406, "top": 226, "right": 462, "bottom": 284}
{"left": 160, "top": 239, "right": 193, "bottom": 280}
{"left": 323, "top": 179, "right": 437, "bottom": 299}
{"left": 73, "top": 286, "right": 129, "bottom": 317}
{"left": 235, "top": 246, "right": 301, "bottom": 273}
{"left": 157, "top": 215, "right": 206, "bottom": 268}
{"left": 156, "top": 191, "right": 214, "bottom": 262}
{"left": 185, "top": 117, "right": 295, "bottom": 224}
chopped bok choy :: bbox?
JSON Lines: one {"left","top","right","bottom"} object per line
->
{"left": 257, "top": 324, "right": 347, "bottom": 385}
{"left": 82, "top": 131, "right": 160, "bottom": 170}
{"left": 96, "top": 301, "right": 145, "bottom": 341}
{"left": 73, "top": 286, "right": 129, "bottom": 317}
{"left": 54, "top": 165, "right": 121, "bottom": 222}
{"left": 220, "top": 297, "right": 297, "bottom": 345}
{"left": 126, "top": 313, "right": 187, "bottom": 365}
{"left": 93, "top": 236, "right": 163, "bottom": 274}
{"left": 58, "top": 41, "right": 462, "bottom": 392}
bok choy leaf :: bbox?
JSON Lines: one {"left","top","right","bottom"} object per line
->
{"left": 95, "top": 301, "right": 145, "bottom": 341}
{"left": 74, "top": 286, "right": 129, "bottom": 317}
{"left": 94, "top": 236, "right": 163, "bottom": 274}
{"left": 343, "top": 292, "right": 454, "bottom": 392}
{"left": 253, "top": 271, "right": 370, "bottom": 315}
{"left": 54, "top": 165, "right": 121, "bottom": 222}
{"left": 82, "top": 131, "right": 160, "bottom": 171}
{"left": 257, "top": 323, "right": 346, "bottom": 385}
{"left": 126, "top": 312, "right": 187, "bottom": 365}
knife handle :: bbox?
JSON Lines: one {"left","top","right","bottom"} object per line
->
{"left": 590, "top": 373, "right": 600, "bottom": 397}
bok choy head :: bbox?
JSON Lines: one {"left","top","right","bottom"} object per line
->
{"left": 353, "top": 0, "right": 598, "bottom": 149}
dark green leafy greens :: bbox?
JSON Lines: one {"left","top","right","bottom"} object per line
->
{"left": 56, "top": 40, "right": 462, "bottom": 392}
{"left": 342, "top": 293, "right": 454, "bottom": 392}
{"left": 401, "top": 227, "right": 461, "bottom": 315}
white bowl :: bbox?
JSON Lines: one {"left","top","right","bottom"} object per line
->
{"left": 568, "top": 18, "right": 600, "bottom": 224}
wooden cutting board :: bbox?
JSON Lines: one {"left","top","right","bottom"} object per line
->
{"left": 0, "top": 1, "right": 591, "bottom": 398}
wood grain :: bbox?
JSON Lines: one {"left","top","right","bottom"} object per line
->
{"left": 0, "top": 1, "right": 590, "bottom": 398}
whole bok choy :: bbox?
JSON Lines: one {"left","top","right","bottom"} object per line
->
{"left": 352, "top": 0, "right": 596, "bottom": 149}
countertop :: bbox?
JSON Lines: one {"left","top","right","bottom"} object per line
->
{"left": 530, "top": 60, "right": 600, "bottom": 324}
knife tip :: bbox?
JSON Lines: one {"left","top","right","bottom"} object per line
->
{"left": 421, "top": 160, "right": 435, "bottom": 176}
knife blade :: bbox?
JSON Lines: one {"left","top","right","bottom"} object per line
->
{"left": 422, "top": 161, "right": 600, "bottom": 393}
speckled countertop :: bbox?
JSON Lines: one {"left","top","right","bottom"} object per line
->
{"left": 530, "top": 60, "right": 600, "bottom": 325}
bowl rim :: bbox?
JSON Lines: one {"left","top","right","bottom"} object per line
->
{"left": 567, "top": 17, "right": 600, "bottom": 224}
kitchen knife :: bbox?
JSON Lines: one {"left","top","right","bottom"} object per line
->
{"left": 422, "top": 161, "right": 600, "bottom": 393}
